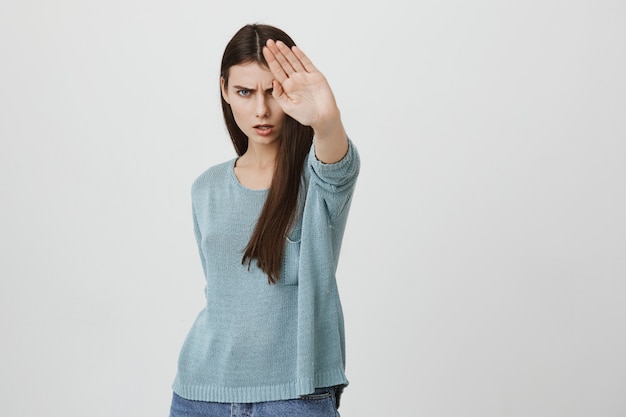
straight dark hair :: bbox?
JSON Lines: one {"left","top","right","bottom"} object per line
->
{"left": 220, "top": 24, "right": 313, "bottom": 284}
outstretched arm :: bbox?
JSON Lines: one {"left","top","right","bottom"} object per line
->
{"left": 262, "top": 39, "right": 349, "bottom": 164}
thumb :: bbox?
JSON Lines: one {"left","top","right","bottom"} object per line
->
{"left": 272, "top": 79, "right": 286, "bottom": 100}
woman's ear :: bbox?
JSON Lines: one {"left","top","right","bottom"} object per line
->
{"left": 221, "top": 77, "right": 230, "bottom": 104}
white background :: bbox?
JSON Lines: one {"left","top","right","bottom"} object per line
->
{"left": 1, "top": 1, "right": 625, "bottom": 416}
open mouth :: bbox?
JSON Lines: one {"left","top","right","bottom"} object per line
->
{"left": 254, "top": 124, "right": 274, "bottom": 136}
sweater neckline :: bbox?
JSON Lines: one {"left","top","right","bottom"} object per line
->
{"left": 229, "top": 158, "right": 270, "bottom": 193}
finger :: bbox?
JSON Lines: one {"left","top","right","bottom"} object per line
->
{"left": 292, "top": 46, "right": 319, "bottom": 73}
{"left": 262, "top": 44, "right": 288, "bottom": 83}
{"left": 275, "top": 40, "right": 306, "bottom": 73}
{"left": 265, "top": 39, "right": 297, "bottom": 76}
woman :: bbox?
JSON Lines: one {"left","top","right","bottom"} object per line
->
{"left": 170, "top": 23, "right": 359, "bottom": 417}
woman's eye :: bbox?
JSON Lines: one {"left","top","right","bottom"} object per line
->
{"left": 237, "top": 89, "right": 250, "bottom": 97}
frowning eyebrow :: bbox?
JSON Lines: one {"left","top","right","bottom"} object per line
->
{"left": 231, "top": 85, "right": 273, "bottom": 93}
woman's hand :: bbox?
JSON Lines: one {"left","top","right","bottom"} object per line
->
{"left": 262, "top": 39, "right": 348, "bottom": 163}
{"left": 262, "top": 40, "right": 338, "bottom": 131}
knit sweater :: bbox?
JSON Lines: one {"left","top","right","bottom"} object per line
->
{"left": 172, "top": 139, "right": 360, "bottom": 403}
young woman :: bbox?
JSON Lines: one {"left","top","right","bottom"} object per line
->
{"left": 170, "top": 23, "right": 360, "bottom": 417}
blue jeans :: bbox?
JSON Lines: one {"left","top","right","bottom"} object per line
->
{"left": 169, "top": 387, "right": 341, "bottom": 417}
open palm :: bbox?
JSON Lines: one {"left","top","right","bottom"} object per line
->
{"left": 262, "top": 40, "right": 340, "bottom": 130}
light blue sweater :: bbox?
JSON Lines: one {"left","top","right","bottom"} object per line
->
{"left": 172, "top": 139, "right": 360, "bottom": 403}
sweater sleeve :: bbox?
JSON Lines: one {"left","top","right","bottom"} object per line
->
{"left": 307, "top": 137, "right": 360, "bottom": 220}
{"left": 191, "top": 191, "right": 208, "bottom": 279}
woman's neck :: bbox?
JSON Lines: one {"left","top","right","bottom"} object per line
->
{"left": 233, "top": 142, "right": 279, "bottom": 190}
{"left": 238, "top": 141, "right": 278, "bottom": 169}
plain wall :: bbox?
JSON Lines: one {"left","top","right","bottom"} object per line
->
{"left": 1, "top": 0, "right": 625, "bottom": 416}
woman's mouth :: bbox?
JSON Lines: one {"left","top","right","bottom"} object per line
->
{"left": 254, "top": 124, "right": 274, "bottom": 136}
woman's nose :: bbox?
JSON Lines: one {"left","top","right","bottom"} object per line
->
{"left": 256, "top": 95, "right": 270, "bottom": 118}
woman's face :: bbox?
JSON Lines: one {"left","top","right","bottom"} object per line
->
{"left": 221, "top": 61, "right": 285, "bottom": 149}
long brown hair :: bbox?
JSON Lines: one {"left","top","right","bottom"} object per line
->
{"left": 220, "top": 24, "right": 313, "bottom": 284}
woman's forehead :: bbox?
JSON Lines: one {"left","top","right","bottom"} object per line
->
{"left": 227, "top": 62, "right": 273, "bottom": 86}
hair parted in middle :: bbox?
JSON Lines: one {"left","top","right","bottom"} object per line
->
{"left": 220, "top": 23, "right": 314, "bottom": 284}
